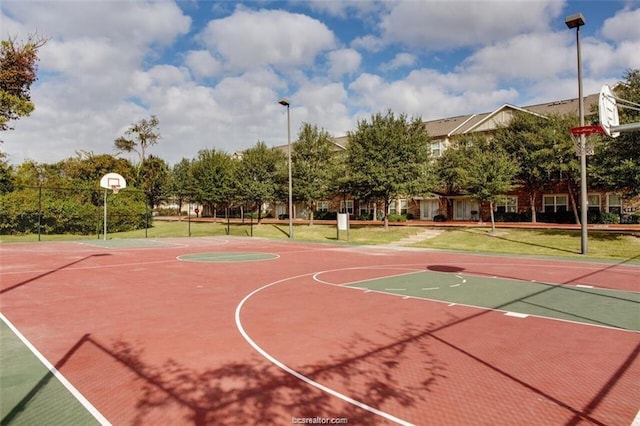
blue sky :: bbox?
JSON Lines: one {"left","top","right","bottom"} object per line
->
{"left": 1, "top": 0, "right": 639, "bottom": 166}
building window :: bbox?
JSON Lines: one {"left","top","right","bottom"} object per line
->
{"left": 495, "top": 196, "right": 517, "bottom": 213}
{"left": 340, "top": 200, "right": 354, "bottom": 214}
{"left": 389, "top": 199, "right": 408, "bottom": 215}
{"left": 317, "top": 201, "right": 329, "bottom": 212}
{"left": 608, "top": 193, "right": 622, "bottom": 214}
{"left": 359, "top": 201, "right": 372, "bottom": 216}
{"left": 431, "top": 140, "right": 442, "bottom": 157}
{"left": 543, "top": 195, "right": 568, "bottom": 212}
{"left": 587, "top": 194, "right": 601, "bottom": 213}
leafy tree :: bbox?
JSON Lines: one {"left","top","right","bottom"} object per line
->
{"left": 292, "top": 123, "right": 335, "bottom": 224}
{"left": 167, "top": 158, "right": 194, "bottom": 217}
{"left": 190, "top": 149, "right": 236, "bottom": 216}
{"left": 114, "top": 115, "right": 161, "bottom": 165}
{"left": 346, "top": 110, "right": 432, "bottom": 228}
{"left": 0, "top": 34, "right": 47, "bottom": 140}
{"left": 590, "top": 69, "right": 640, "bottom": 197}
{"left": 458, "top": 135, "right": 519, "bottom": 232}
{"left": 235, "top": 141, "right": 287, "bottom": 223}
{"left": 494, "top": 112, "right": 578, "bottom": 222}
{"left": 0, "top": 153, "right": 13, "bottom": 193}
{"left": 136, "top": 155, "right": 169, "bottom": 209}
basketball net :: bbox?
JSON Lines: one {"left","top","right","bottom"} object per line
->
{"left": 569, "top": 125, "right": 603, "bottom": 156}
{"left": 111, "top": 185, "right": 120, "bottom": 194}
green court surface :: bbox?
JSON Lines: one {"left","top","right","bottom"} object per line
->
{"left": 177, "top": 252, "right": 279, "bottom": 262}
{"left": 0, "top": 320, "right": 99, "bottom": 426}
{"left": 347, "top": 271, "right": 640, "bottom": 331}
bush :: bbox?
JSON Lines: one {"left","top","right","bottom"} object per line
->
{"left": 623, "top": 214, "right": 640, "bottom": 224}
{"left": 600, "top": 212, "right": 620, "bottom": 224}
{"left": 433, "top": 214, "right": 446, "bottom": 222}
{"left": 387, "top": 213, "right": 407, "bottom": 222}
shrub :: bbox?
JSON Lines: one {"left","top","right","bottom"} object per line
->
{"left": 624, "top": 214, "right": 640, "bottom": 224}
{"left": 387, "top": 213, "right": 407, "bottom": 222}
{"left": 433, "top": 214, "right": 446, "bottom": 222}
{"left": 600, "top": 212, "right": 620, "bottom": 224}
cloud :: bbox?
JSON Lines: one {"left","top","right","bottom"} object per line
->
{"left": 184, "top": 50, "right": 222, "bottom": 79}
{"left": 198, "top": 8, "right": 336, "bottom": 72}
{"left": 327, "top": 48, "right": 361, "bottom": 77}
{"left": 601, "top": 7, "right": 640, "bottom": 42}
{"left": 379, "top": 53, "right": 417, "bottom": 72}
{"left": 379, "top": 0, "right": 563, "bottom": 49}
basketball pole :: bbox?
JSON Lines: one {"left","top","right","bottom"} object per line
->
{"left": 103, "top": 188, "right": 108, "bottom": 240}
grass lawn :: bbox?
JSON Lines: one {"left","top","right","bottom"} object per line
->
{"left": 1, "top": 220, "right": 639, "bottom": 262}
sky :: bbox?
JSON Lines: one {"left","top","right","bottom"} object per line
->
{"left": 1, "top": 0, "right": 639, "bottom": 167}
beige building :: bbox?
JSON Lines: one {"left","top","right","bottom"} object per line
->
{"left": 276, "top": 93, "right": 636, "bottom": 223}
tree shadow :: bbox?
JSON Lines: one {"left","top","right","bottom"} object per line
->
{"left": 0, "top": 253, "right": 112, "bottom": 295}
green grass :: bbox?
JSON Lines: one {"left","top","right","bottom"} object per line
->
{"left": 412, "top": 227, "right": 640, "bottom": 260}
{"left": 2, "top": 220, "right": 639, "bottom": 262}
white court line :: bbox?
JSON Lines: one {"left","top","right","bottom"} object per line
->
{"left": 235, "top": 274, "right": 414, "bottom": 426}
{"left": 0, "top": 313, "right": 111, "bottom": 425}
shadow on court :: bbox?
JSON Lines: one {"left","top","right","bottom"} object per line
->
{"left": 0, "top": 254, "right": 111, "bottom": 296}
{"left": 2, "top": 331, "right": 442, "bottom": 424}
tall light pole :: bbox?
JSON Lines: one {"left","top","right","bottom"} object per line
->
{"left": 279, "top": 98, "right": 293, "bottom": 239}
{"left": 566, "top": 12, "right": 588, "bottom": 255}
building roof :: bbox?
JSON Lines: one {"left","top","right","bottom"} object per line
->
{"left": 272, "top": 93, "right": 599, "bottom": 150}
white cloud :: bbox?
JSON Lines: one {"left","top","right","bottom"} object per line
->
{"left": 380, "top": 0, "right": 564, "bottom": 49}
{"left": 198, "top": 8, "right": 336, "bottom": 72}
{"left": 351, "top": 34, "right": 385, "bottom": 52}
{"left": 184, "top": 50, "right": 222, "bottom": 79}
{"left": 601, "top": 7, "right": 640, "bottom": 42}
{"left": 327, "top": 48, "right": 361, "bottom": 77}
{"left": 380, "top": 52, "right": 417, "bottom": 71}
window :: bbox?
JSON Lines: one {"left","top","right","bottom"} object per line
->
{"left": 587, "top": 194, "right": 601, "bottom": 213}
{"left": 495, "top": 196, "right": 517, "bottom": 213}
{"left": 317, "top": 201, "right": 329, "bottom": 212}
{"left": 339, "top": 200, "right": 353, "bottom": 214}
{"left": 359, "top": 201, "right": 372, "bottom": 216}
{"left": 431, "top": 140, "right": 443, "bottom": 157}
{"left": 389, "top": 199, "right": 408, "bottom": 215}
{"left": 544, "top": 195, "right": 568, "bottom": 212}
{"left": 608, "top": 193, "right": 622, "bottom": 214}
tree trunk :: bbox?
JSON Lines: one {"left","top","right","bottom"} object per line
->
{"left": 529, "top": 192, "right": 537, "bottom": 223}
{"left": 489, "top": 201, "right": 496, "bottom": 233}
{"left": 383, "top": 199, "right": 389, "bottom": 229}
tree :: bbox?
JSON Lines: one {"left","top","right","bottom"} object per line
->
{"left": 346, "top": 110, "right": 432, "bottom": 228}
{"left": 167, "top": 158, "right": 194, "bottom": 217}
{"left": 494, "top": 112, "right": 578, "bottom": 222}
{"left": 292, "top": 123, "right": 335, "bottom": 225}
{"left": 114, "top": 115, "right": 161, "bottom": 165}
{"left": 590, "top": 69, "right": 640, "bottom": 197}
{"left": 190, "top": 149, "right": 236, "bottom": 216}
{"left": 235, "top": 141, "right": 287, "bottom": 223}
{"left": 0, "top": 153, "right": 13, "bottom": 193}
{"left": 137, "top": 155, "right": 169, "bottom": 209}
{"left": 458, "top": 135, "right": 519, "bottom": 233}
{"left": 0, "top": 34, "right": 47, "bottom": 140}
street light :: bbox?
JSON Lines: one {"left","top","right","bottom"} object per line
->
{"left": 565, "top": 12, "right": 588, "bottom": 255}
{"left": 279, "top": 98, "right": 293, "bottom": 239}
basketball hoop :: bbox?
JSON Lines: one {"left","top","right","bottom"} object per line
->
{"left": 111, "top": 185, "right": 120, "bottom": 194}
{"left": 569, "top": 125, "right": 604, "bottom": 156}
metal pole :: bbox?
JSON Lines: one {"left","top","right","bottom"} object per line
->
{"left": 576, "top": 25, "right": 588, "bottom": 255}
{"left": 38, "top": 185, "right": 42, "bottom": 241}
{"left": 286, "top": 104, "right": 293, "bottom": 239}
{"left": 103, "top": 189, "right": 107, "bottom": 240}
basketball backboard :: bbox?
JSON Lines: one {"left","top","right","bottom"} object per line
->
{"left": 598, "top": 84, "right": 620, "bottom": 138}
{"left": 100, "top": 173, "right": 127, "bottom": 193}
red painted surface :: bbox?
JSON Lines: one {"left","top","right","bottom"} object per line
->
{"left": 1, "top": 239, "right": 638, "bottom": 425}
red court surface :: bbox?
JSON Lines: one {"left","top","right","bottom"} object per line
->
{"left": 1, "top": 237, "right": 639, "bottom": 425}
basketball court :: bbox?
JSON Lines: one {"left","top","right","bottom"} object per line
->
{"left": 1, "top": 237, "right": 639, "bottom": 425}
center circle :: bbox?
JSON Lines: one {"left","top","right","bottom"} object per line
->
{"left": 178, "top": 252, "right": 279, "bottom": 263}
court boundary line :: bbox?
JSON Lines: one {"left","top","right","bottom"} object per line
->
{"left": 234, "top": 273, "right": 414, "bottom": 426}
{"left": 0, "top": 312, "right": 111, "bottom": 425}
